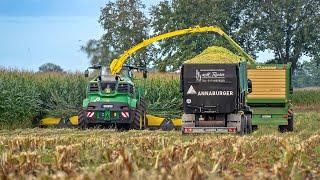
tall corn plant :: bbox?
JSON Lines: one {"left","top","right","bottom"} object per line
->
{"left": 2, "top": 68, "right": 320, "bottom": 129}
{"left": 36, "top": 72, "right": 87, "bottom": 118}
{"left": 293, "top": 88, "right": 320, "bottom": 107}
{"left": 0, "top": 69, "right": 41, "bottom": 128}
{"left": 0, "top": 69, "right": 87, "bottom": 129}
{"left": 137, "top": 73, "right": 182, "bottom": 118}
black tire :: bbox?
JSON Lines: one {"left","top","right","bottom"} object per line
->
{"left": 131, "top": 97, "right": 147, "bottom": 130}
{"left": 160, "top": 119, "right": 175, "bottom": 131}
{"left": 56, "top": 118, "right": 69, "bottom": 128}
{"left": 65, "top": 118, "right": 75, "bottom": 128}
{"left": 287, "top": 115, "right": 294, "bottom": 132}
{"left": 240, "top": 115, "right": 247, "bottom": 135}
{"left": 246, "top": 114, "right": 252, "bottom": 134}
{"left": 64, "top": 116, "right": 78, "bottom": 128}
{"left": 117, "top": 124, "right": 130, "bottom": 131}
{"left": 278, "top": 114, "right": 294, "bottom": 133}
{"left": 77, "top": 109, "right": 87, "bottom": 129}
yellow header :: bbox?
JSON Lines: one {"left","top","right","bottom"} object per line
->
{"left": 110, "top": 26, "right": 255, "bottom": 75}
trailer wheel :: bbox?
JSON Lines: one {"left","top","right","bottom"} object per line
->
{"left": 246, "top": 114, "right": 252, "bottom": 134}
{"left": 287, "top": 115, "right": 294, "bottom": 132}
{"left": 240, "top": 115, "right": 247, "bottom": 135}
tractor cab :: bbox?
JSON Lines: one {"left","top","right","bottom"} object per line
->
{"left": 85, "top": 65, "right": 136, "bottom": 95}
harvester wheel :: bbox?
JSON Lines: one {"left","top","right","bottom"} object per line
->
{"left": 77, "top": 109, "right": 87, "bottom": 129}
{"left": 131, "top": 97, "right": 147, "bottom": 130}
{"left": 56, "top": 118, "right": 69, "bottom": 128}
{"left": 160, "top": 119, "right": 175, "bottom": 131}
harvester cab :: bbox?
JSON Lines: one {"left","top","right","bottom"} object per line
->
{"left": 77, "top": 64, "right": 148, "bottom": 129}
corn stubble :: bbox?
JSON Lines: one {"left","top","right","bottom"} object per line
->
{"left": 0, "top": 112, "right": 319, "bottom": 179}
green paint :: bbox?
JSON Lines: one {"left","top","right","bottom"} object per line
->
{"left": 82, "top": 66, "right": 145, "bottom": 123}
{"left": 247, "top": 63, "right": 293, "bottom": 126}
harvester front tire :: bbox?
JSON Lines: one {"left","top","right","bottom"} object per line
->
{"left": 78, "top": 109, "right": 87, "bottom": 129}
{"left": 131, "top": 98, "right": 147, "bottom": 130}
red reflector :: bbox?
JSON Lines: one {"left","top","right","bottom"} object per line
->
{"left": 121, "top": 112, "right": 130, "bottom": 118}
{"left": 283, "top": 115, "right": 288, "bottom": 119}
{"left": 184, "top": 128, "right": 193, "bottom": 133}
{"left": 228, "top": 128, "right": 236, "bottom": 133}
{"left": 87, "top": 112, "right": 95, "bottom": 118}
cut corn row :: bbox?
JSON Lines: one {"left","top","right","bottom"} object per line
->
{"left": 0, "top": 122, "right": 320, "bottom": 179}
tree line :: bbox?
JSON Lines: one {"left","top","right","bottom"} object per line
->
{"left": 81, "top": 0, "right": 320, "bottom": 87}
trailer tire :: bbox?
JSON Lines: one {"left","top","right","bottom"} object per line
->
{"left": 240, "top": 115, "right": 247, "bottom": 135}
{"left": 287, "top": 115, "right": 294, "bottom": 132}
{"left": 246, "top": 114, "right": 252, "bottom": 134}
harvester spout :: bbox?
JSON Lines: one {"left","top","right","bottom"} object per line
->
{"left": 110, "top": 26, "right": 256, "bottom": 75}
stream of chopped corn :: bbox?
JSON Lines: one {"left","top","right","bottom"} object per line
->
{"left": 184, "top": 46, "right": 243, "bottom": 64}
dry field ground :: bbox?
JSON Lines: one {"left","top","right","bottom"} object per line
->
{"left": 0, "top": 112, "right": 319, "bottom": 179}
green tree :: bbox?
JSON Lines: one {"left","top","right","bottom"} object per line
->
{"left": 38, "top": 63, "right": 63, "bottom": 72}
{"left": 82, "top": 0, "right": 150, "bottom": 67}
{"left": 99, "top": 0, "right": 151, "bottom": 67}
{"left": 250, "top": 0, "right": 320, "bottom": 70}
{"left": 293, "top": 59, "right": 320, "bottom": 88}
{"left": 150, "top": 0, "right": 255, "bottom": 71}
{"left": 81, "top": 39, "right": 114, "bottom": 66}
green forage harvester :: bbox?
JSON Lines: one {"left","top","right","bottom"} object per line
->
{"left": 184, "top": 46, "right": 243, "bottom": 64}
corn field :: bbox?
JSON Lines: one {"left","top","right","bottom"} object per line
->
{"left": 0, "top": 69, "right": 320, "bottom": 179}
{"left": 293, "top": 88, "right": 320, "bottom": 111}
{"left": 1, "top": 69, "right": 320, "bottom": 128}
{"left": 0, "top": 69, "right": 87, "bottom": 128}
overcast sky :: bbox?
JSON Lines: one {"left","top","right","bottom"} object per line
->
{"left": 0, "top": 0, "right": 282, "bottom": 72}
{"left": 0, "top": 0, "right": 161, "bottom": 71}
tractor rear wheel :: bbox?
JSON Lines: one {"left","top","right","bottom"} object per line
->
{"left": 131, "top": 97, "right": 147, "bottom": 130}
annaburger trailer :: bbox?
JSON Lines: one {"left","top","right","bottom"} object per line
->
{"left": 181, "top": 62, "right": 253, "bottom": 134}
